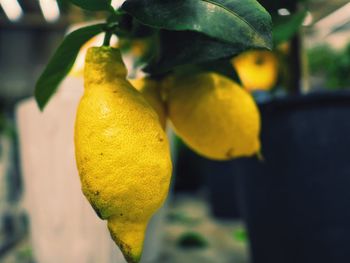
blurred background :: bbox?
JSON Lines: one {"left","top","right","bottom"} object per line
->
{"left": 1, "top": 0, "right": 350, "bottom": 262}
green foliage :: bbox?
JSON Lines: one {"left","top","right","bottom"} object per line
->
{"left": 258, "top": 0, "right": 309, "bottom": 45}
{"left": 122, "top": 0, "right": 272, "bottom": 74}
{"left": 308, "top": 44, "right": 350, "bottom": 90}
{"left": 35, "top": 24, "right": 105, "bottom": 110}
{"left": 308, "top": 45, "right": 335, "bottom": 74}
{"left": 327, "top": 44, "right": 350, "bottom": 89}
{"left": 273, "top": 10, "right": 307, "bottom": 45}
{"left": 122, "top": 0, "right": 272, "bottom": 48}
{"left": 34, "top": 0, "right": 273, "bottom": 109}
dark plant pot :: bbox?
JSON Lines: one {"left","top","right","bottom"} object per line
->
{"left": 234, "top": 91, "right": 350, "bottom": 263}
{"left": 174, "top": 142, "right": 206, "bottom": 193}
{"left": 205, "top": 159, "right": 240, "bottom": 219}
{"left": 174, "top": 140, "right": 241, "bottom": 219}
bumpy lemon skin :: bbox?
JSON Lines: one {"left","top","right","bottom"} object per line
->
{"left": 232, "top": 50, "right": 278, "bottom": 92}
{"left": 129, "top": 78, "right": 167, "bottom": 129}
{"left": 167, "top": 72, "right": 261, "bottom": 161}
{"left": 74, "top": 46, "right": 172, "bottom": 263}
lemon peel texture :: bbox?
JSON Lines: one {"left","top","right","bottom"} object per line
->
{"left": 129, "top": 77, "right": 167, "bottom": 129}
{"left": 74, "top": 46, "right": 172, "bottom": 263}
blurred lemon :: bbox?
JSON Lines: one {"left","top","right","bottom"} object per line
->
{"left": 166, "top": 72, "right": 261, "bottom": 160}
{"left": 232, "top": 50, "right": 278, "bottom": 92}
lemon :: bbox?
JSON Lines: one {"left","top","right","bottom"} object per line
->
{"left": 232, "top": 50, "right": 278, "bottom": 92}
{"left": 69, "top": 33, "right": 118, "bottom": 77}
{"left": 74, "top": 46, "right": 172, "bottom": 263}
{"left": 167, "top": 72, "right": 260, "bottom": 160}
{"left": 129, "top": 77, "right": 167, "bottom": 129}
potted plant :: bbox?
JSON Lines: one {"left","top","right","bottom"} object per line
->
{"left": 19, "top": 0, "right": 273, "bottom": 262}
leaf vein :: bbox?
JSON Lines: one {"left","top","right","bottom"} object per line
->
{"left": 200, "top": 0, "right": 261, "bottom": 37}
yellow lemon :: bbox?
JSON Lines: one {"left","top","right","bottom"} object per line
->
{"left": 69, "top": 33, "right": 118, "bottom": 77}
{"left": 232, "top": 50, "right": 278, "bottom": 92}
{"left": 129, "top": 77, "right": 167, "bottom": 129}
{"left": 167, "top": 72, "right": 261, "bottom": 160}
{"left": 74, "top": 46, "right": 172, "bottom": 263}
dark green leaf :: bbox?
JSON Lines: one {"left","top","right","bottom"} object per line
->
{"left": 273, "top": 10, "right": 307, "bottom": 45}
{"left": 144, "top": 30, "right": 249, "bottom": 74}
{"left": 70, "top": 0, "right": 113, "bottom": 11}
{"left": 122, "top": 0, "right": 272, "bottom": 50}
{"left": 35, "top": 24, "right": 105, "bottom": 110}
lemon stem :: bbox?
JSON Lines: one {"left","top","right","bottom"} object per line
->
{"left": 103, "top": 31, "right": 112, "bottom": 47}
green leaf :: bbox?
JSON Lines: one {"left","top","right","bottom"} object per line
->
{"left": 69, "top": 0, "right": 113, "bottom": 11}
{"left": 144, "top": 30, "right": 248, "bottom": 74}
{"left": 122, "top": 0, "right": 272, "bottom": 50}
{"left": 35, "top": 24, "right": 105, "bottom": 110}
{"left": 273, "top": 10, "right": 307, "bottom": 45}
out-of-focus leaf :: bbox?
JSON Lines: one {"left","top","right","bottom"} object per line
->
{"left": 273, "top": 10, "right": 307, "bottom": 45}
